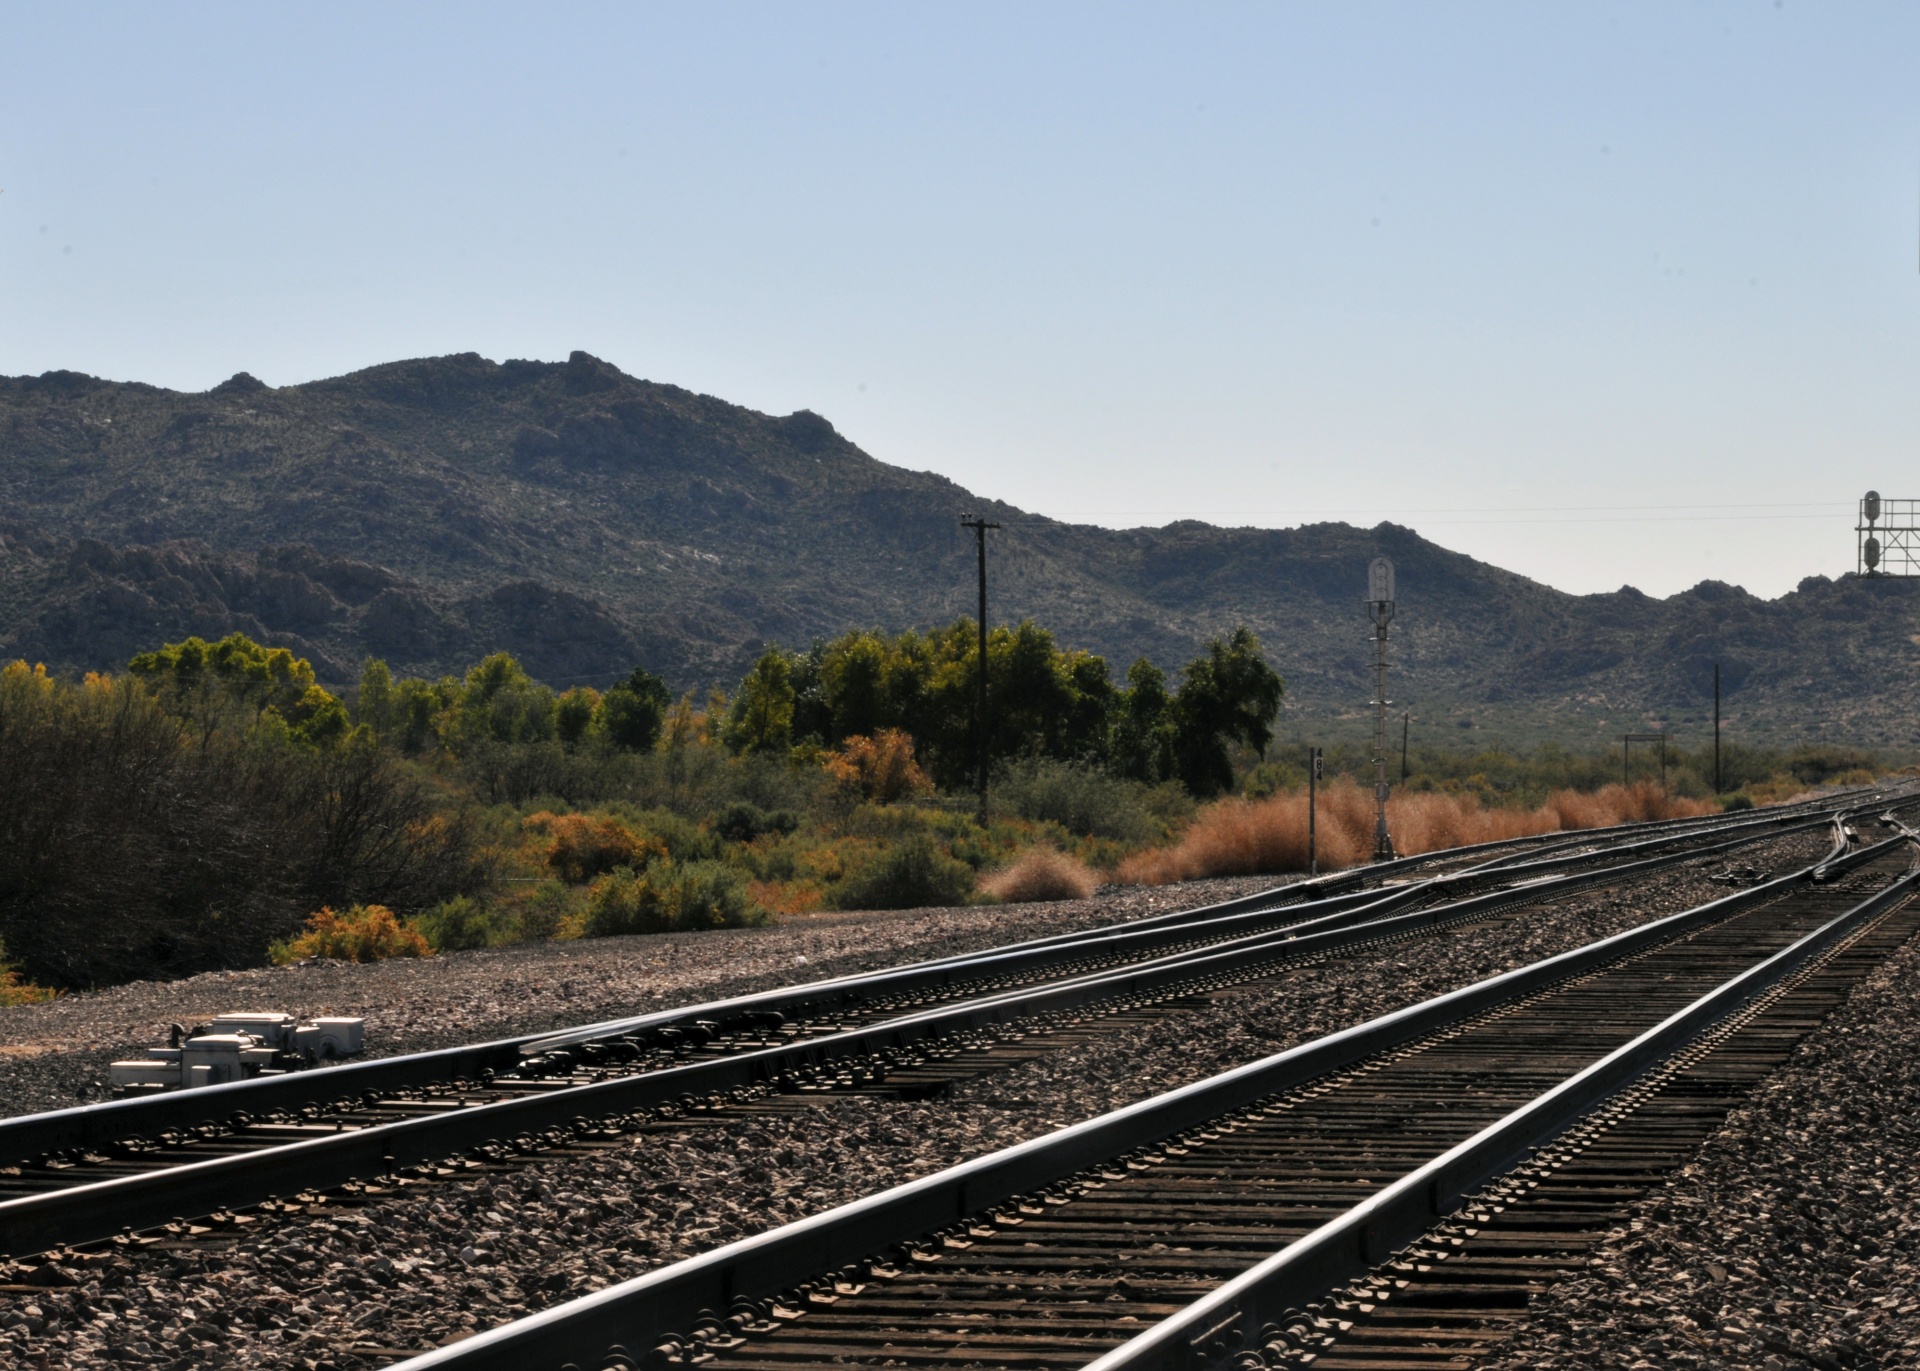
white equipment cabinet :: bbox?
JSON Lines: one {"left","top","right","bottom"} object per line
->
{"left": 108, "top": 1011, "right": 367, "bottom": 1094}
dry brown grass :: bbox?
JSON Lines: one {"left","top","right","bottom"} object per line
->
{"left": 980, "top": 848, "right": 1100, "bottom": 904}
{"left": 1114, "top": 780, "right": 1720, "bottom": 886}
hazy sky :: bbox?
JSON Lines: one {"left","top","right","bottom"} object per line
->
{"left": 4, "top": 3, "right": 1916, "bottom": 600}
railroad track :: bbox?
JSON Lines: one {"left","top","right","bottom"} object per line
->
{"left": 1286, "top": 903, "right": 1920, "bottom": 1369}
{"left": 0, "top": 796, "right": 1881, "bottom": 1260}
{"left": 372, "top": 831, "right": 1920, "bottom": 1371}
{"left": 6, "top": 790, "right": 1857, "bottom": 1160}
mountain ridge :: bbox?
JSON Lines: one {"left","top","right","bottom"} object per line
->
{"left": 1, "top": 350, "right": 1912, "bottom": 750}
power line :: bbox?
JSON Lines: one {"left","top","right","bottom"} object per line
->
{"left": 1045, "top": 502, "right": 1850, "bottom": 522}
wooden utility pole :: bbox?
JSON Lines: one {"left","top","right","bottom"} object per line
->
{"left": 1714, "top": 663, "right": 1722, "bottom": 793}
{"left": 1308, "top": 746, "right": 1322, "bottom": 876}
{"left": 960, "top": 516, "right": 1000, "bottom": 820}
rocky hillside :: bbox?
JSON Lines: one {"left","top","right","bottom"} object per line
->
{"left": 1, "top": 351, "right": 1912, "bottom": 750}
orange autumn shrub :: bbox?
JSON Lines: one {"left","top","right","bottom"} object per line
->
{"left": 527, "top": 811, "right": 662, "bottom": 884}
{"left": 0, "top": 937, "right": 55, "bottom": 1006}
{"left": 271, "top": 905, "right": 432, "bottom": 964}
{"left": 748, "top": 878, "right": 827, "bottom": 915}
{"left": 823, "top": 729, "right": 934, "bottom": 803}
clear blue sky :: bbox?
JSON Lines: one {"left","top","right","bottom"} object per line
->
{"left": 3, "top": 2, "right": 1916, "bottom": 599}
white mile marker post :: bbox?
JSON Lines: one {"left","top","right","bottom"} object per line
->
{"left": 1367, "top": 556, "right": 1397, "bottom": 862}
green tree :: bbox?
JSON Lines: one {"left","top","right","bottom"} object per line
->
{"left": 554, "top": 686, "right": 601, "bottom": 749}
{"left": 820, "top": 632, "right": 889, "bottom": 742}
{"left": 724, "top": 649, "right": 796, "bottom": 755}
{"left": 981, "top": 621, "right": 1114, "bottom": 768}
{"left": 130, "top": 632, "right": 316, "bottom": 713}
{"left": 782, "top": 619, "right": 1120, "bottom": 790}
{"left": 595, "top": 666, "right": 671, "bottom": 752}
{"left": 788, "top": 644, "right": 833, "bottom": 746}
{"left": 1172, "top": 628, "right": 1285, "bottom": 797}
{"left": 355, "top": 658, "right": 395, "bottom": 735}
{"left": 451, "top": 653, "right": 555, "bottom": 747}
{"left": 129, "top": 632, "right": 350, "bottom": 749}
{"left": 286, "top": 683, "right": 352, "bottom": 748}
{"left": 1110, "top": 657, "right": 1178, "bottom": 783}
{"left": 391, "top": 676, "right": 455, "bottom": 754}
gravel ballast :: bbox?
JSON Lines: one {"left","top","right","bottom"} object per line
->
{"left": 0, "top": 875, "right": 1294, "bottom": 1119}
{"left": 0, "top": 835, "right": 1843, "bottom": 1370}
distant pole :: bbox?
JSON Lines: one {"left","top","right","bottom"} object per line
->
{"left": 1308, "top": 746, "right": 1322, "bottom": 876}
{"left": 1366, "top": 558, "right": 1397, "bottom": 862}
{"left": 960, "top": 515, "right": 1000, "bottom": 821}
{"left": 1713, "top": 663, "right": 1722, "bottom": 793}
{"left": 1400, "top": 711, "right": 1410, "bottom": 783}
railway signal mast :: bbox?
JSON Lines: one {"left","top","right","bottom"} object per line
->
{"left": 1367, "top": 556, "right": 1397, "bottom": 862}
{"left": 1854, "top": 490, "right": 1920, "bottom": 577}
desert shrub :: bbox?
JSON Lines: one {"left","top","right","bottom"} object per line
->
{"left": 1118, "top": 785, "right": 1365, "bottom": 884}
{"left": 1721, "top": 793, "right": 1755, "bottom": 811}
{"left": 613, "top": 806, "right": 723, "bottom": 862}
{"left": 979, "top": 848, "right": 1099, "bottom": 903}
{"left": 712, "top": 802, "right": 800, "bottom": 843}
{"left": 583, "top": 860, "right": 765, "bottom": 936}
{"left": 409, "top": 895, "right": 505, "bottom": 952}
{"left": 532, "top": 812, "right": 653, "bottom": 884}
{"left": 581, "top": 867, "right": 648, "bottom": 936}
{"left": 1117, "top": 779, "right": 1721, "bottom": 886}
{"left": 0, "top": 936, "right": 55, "bottom": 1006}
{"left": 1783, "top": 746, "right": 1878, "bottom": 785}
{"left": 459, "top": 740, "right": 578, "bottom": 806}
{"left": 725, "top": 752, "right": 819, "bottom": 812}
{"left": 1543, "top": 782, "right": 1717, "bottom": 828}
{"left": 272, "top": 904, "right": 433, "bottom": 964}
{"left": 748, "top": 878, "right": 826, "bottom": 915}
{"left": 832, "top": 834, "right": 977, "bottom": 910}
{"left": 994, "top": 758, "right": 1163, "bottom": 843}
{"left": 824, "top": 730, "right": 934, "bottom": 803}
{"left": 505, "top": 878, "right": 581, "bottom": 941}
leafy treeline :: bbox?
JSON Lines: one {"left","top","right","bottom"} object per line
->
{"left": 349, "top": 619, "right": 1284, "bottom": 801}
{"left": 736, "top": 622, "right": 1283, "bottom": 798}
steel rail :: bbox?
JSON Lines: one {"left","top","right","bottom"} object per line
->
{"left": 1086, "top": 862, "right": 1920, "bottom": 1371}
{"left": 0, "top": 797, "right": 1852, "bottom": 1176}
{"left": 0, "top": 805, "right": 1859, "bottom": 1257}
{"left": 370, "top": 833, "right": 1916, "bottom": 1371}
